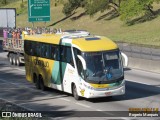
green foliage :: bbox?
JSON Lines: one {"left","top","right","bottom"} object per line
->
{"left": 120, "top": 0, "right": 144, "bottom": 21}
{"left": 62, "top": 0, "right": 85, "bottom": 16}
{"left": 85, "top": 0, "right": 111, "bottom": 16}
{"left": 20, "top": 3, "right": 24, "bottom": 8}
{"left": 62, "top": 0, "right": 123, "bottom": 17}
{"left": 62, "top": 0, "right": 160, "bottom": 23}
{"left": 120, "top": 0, "right": 157, "bottom": 22}
{"left": 1, "top": 0, "right": 7, "bottom": 5}
{"left": 85, "top": 0, "right": 122, "bottom": 16}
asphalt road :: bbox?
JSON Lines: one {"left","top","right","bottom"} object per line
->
{"left": 0, "top": 52, "right": 160, "bottom": 120}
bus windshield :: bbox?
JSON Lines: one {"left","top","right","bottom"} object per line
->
{"left": 83, "top": 50, "right": 123, "bottom": 84}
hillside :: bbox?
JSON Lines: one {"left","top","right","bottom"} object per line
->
{"left": 1, "top": 0, "right": 160, "bottom": 47}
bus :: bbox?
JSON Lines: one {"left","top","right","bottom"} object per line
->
{"left": 24, "top": 32, "right": 126, "bottom": 100}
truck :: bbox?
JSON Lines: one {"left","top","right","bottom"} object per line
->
{"left": 3, "top": 28, "right": 24, "bottom": 66}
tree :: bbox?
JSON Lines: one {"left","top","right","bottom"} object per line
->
{"left": 120, "top": 0, "right": 159, "bottom": 22}
{"left": 62, "top": 0, "right": 85, "bottom": 16}
{"left": 1, "top": 0, "right": 7, "bottom": 5}
{"left": 62, "top": 0, "right": 123, "bottom": 16}
{"left": 85, "top": 0, "right": 123, "bottom": 16}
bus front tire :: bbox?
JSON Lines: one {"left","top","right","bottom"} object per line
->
{"left": 72, "top": 84, "right": 80, "bottom": 100}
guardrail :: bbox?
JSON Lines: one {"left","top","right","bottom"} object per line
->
{"left": 117, "top": 42, "right": 160, "bottom": 61}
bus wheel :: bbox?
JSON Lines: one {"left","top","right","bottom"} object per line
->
{"left": 39, "top": 76, "right": 46, "bottom": 91}
{"left": 72, "top": 84, "right": 80, "bottom": 100}
{"left": 9, "top": 54, "right": 13, "bottom": 65}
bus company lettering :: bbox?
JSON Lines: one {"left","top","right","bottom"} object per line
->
{"left": 34, "top": 59, "right": 49, "bottom": 67}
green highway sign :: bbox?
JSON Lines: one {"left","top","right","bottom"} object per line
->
{"left": 28, "top": 0, "right": 50, "bottom": 22}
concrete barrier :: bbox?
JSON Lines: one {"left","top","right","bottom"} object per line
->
{"left": 128, "top": 57, "right": 160, "bottom": 73}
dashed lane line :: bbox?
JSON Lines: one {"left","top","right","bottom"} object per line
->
{"left": 96, "top": 109, "right": 103, "bottom": 111}
{"left": 13, "top": 68, "right": 25, "bottom": 72}
{"left": 59, "top": 98, "right": 71, "bottom": 102}
{"left": 126, "top": 79, "right": 157, "bottom": 86}
{"left": 75, "top": 102, "right": 91, "bottom": 108}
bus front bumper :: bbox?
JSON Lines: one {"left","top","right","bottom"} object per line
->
{"left": 83, "top": 85, "right": 125, "bottom": 98}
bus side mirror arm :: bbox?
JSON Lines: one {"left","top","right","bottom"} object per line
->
{"left": 121, "top": 52, "right": 128, "bottom": 68}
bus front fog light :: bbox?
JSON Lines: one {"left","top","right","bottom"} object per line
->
{"left": 89, "top": 92, "right": 94, "bottom": 96}
{"left": 121, "top": 89, "right": 125, "bottom": 93}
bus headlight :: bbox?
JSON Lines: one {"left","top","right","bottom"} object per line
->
{"left": 84, "top": 84, "right": 94, "bottom": 90}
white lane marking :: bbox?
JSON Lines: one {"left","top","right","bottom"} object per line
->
{"left": 59, "top": 98, "right": 71, "bottom": 102}
{"left": 14, "top": 68, "right": 25, "bottom": 72}
{"left": 0, "top": 98, "right": 34, "bottom": 111}
{"left": 125, "top": 79, "right": 155, "bottom": 86}
{"left": 131, "top": 68, "right": 160, "bottom": 75}
{"left": 0, "top": 66, "right": 25, "bottom": 72}
{"left": 96, "top": 109, "right": 103, "bottom": 111}
{"left": 75, "top": 102, "right": 91, "bottom": 108}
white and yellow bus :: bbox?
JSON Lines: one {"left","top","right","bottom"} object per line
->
{"left": 24, "top": 31, "right": 125, "bottom": 100}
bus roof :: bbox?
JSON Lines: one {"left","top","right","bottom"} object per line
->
{"left": 71, "top": 36, "right": 118, "bottom": 52}
{"left": 24, "top": 33, "right": 118, "bottom": 52}
{"left": 24, "top": 34, "right": 62, "bottom": 44}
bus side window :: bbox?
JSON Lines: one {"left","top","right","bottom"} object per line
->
{"left": 73, "top": 48, "right": 82, "bottom": 75}
{"left": 55, "top": 46, "right": 60, "bottom": 61}
{"left": 66, "top": 47, "right": 74, "bottom": 67}
{"left": 31, "top": 42, "right": 38, "bottom": 56}
{"left": 36, "top": 42, "right": 41, "bottom": 57}
{"left": 73, "top": 48, "right": 81, "bottom": 65}
{"left": 46, "top": 44, "right": 50, "bottom": 58}
{"left": 60, "top": 46, "right": 66, "bottom": 62}
{"left": 24, "top": 40, "right": 31, "bottom": 55}
{"left": 41, "top": 44, "right": 48, "bottom": 58}
{"left": 30, "top": 42, "right": 34, "bottom": 56}
{"left": 51, "top": 45, "right": 57, "bottom": 60}
{"left": 60, "top": 46, "right": 74, "bottom": 67}
{"left": 77, "top": 58, "right": 83, "bottom": 77}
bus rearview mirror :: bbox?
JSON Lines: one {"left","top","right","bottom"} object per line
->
{"left": 121, "top": 52, "right": 128, "bottom": 68}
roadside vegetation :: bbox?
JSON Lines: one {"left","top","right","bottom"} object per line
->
{"left": 1, "top": 0, "right": 160, "bottom": 47}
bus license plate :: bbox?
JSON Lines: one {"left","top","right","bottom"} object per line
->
{"left": 105, "top": 92, "right": 111, "bottom": 96}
